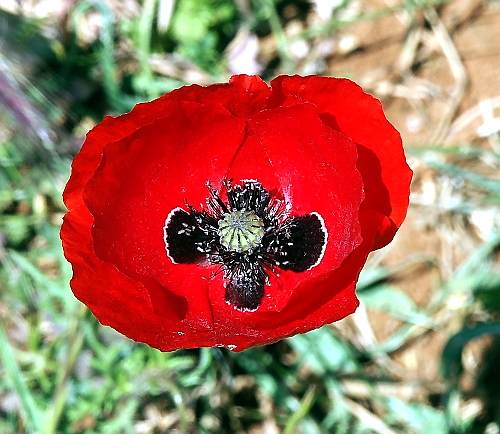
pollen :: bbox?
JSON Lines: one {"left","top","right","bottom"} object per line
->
{"left": 218, "top": 210, "right": 265, "bottom": 253}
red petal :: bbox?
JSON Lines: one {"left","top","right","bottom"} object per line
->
{"left": 270, "top": 75, "right": 412, "bottom": 249}
{"left": 61, "top": 200, "right": 217, "bottom": 350}
{"left": 208, "top": 103, "right": 364, "bottom": 349}
{"left": 84, "top": 100, "right": 246, "bottom": 317}
{"left": 174, "top": 74, "right": 272, "bottom": 116}
{"left": 63, "top": 74, "right": 270, "bottom": 212}
{"left": 61, "top": 77, "right": 271, "bottom": 351}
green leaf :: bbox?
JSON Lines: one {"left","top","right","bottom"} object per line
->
{"left": 440, "top": 232, "right": 500, "bottom": 298}
{"left": 0, "top": 324, "right": 42, "bottom": 433}
{"left": 472, "top": 270, "right": 500, "bottom": 311}
{"left": 441, "top": 322, "right": 500, "bottom": 382}
{"left": 384, "top": 397, "right": 447, "bottom": 434}
{"left": 357, "top": 267, "right": 392, "bottom": 290}
{"left": 359, "top": 284, "right": 430, "bottom": 325}
{"left": 168, "top": 0, "right": 237, "bottom": 72}
{"left": 0, "top": 215, "right": 32, "bottom": 245}
{"left": 288, "top": 327, "right": 358, "bottom": 374}
{"left": 423, "top": 159, "right": 500, "bottom": 196}
{"left": 7, "top": 249, "right": 72, "bottom": 306}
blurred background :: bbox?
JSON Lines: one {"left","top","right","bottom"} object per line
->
{"left": 0, "top": 0, "right": 499, "bottom": 433}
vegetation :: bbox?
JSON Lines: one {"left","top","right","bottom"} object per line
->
{"left": 0, "top": 0, "right": 499, "bottom": 433}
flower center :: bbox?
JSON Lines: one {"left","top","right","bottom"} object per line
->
{"left": 164, "top": 180, "right": 328, "bottom": 311}
{"left": 217, "top": 210, "right": 265, "bottom": 253}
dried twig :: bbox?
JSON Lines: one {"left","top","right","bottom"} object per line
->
{"left": 424, "top": 8, "right": 469, "bottom": 144}
{"left": 344, "top": 397, "right": 398, "bottom": 434}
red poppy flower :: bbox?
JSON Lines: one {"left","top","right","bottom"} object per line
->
{"left": 61, "top": 75, "right": 412, "bottom": 351}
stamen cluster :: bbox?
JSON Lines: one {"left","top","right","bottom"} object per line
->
{"left": 164, "top": 180, "right": 327, "bottom": 311}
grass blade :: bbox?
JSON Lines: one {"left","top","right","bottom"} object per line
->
{"left": 284, "top": 386, "right": 316, "bottom": 434}
{"left": 0, "top": 323, "right": 42, "bottom": 433}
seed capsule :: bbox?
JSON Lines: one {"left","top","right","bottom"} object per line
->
{"left": 218, "top": 210, "right": 265, "bottom": 253}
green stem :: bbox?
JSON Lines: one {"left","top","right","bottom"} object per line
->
{"left": 41, "top": 305, "right": 86, "bottom": 434}
{"left": 0, "top": 321, "right": 42, "bottom": 433}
